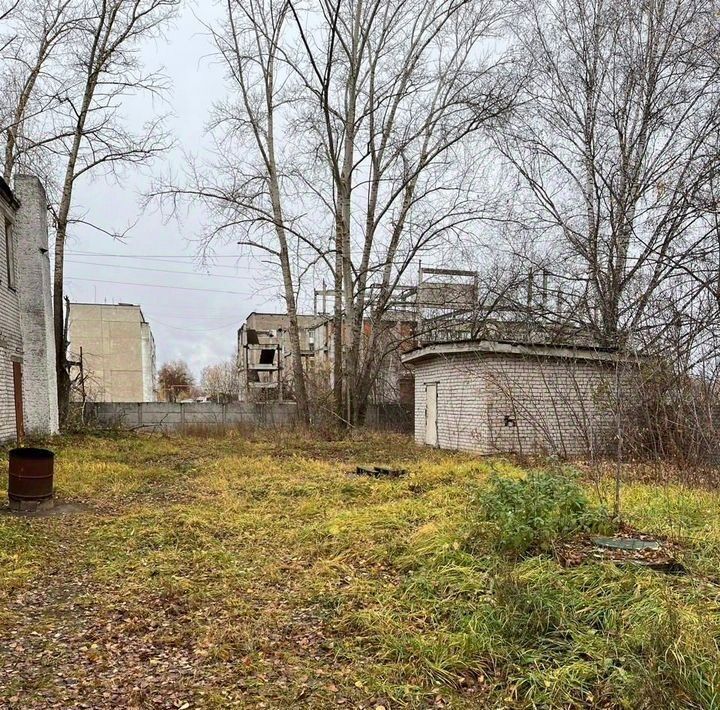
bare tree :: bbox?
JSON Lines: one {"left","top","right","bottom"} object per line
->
{"left": 201, "top": 360, "right": 239, "bottom": 403}
{"left": 159, "top": 0, "right": 516, "bottom": 426}
{"left": 499, "top": 0, "right": 720, "bottom": 350}
{"left": 154, "top": 0, "right": 317, "bottom": 424}
{"left": 0, "top": 1, "right": 20, "bottom": 54}
{"left": 50, "top": 0, "right": 179, "bottom": 423}
{"left": 1, "top": 0, "right": 74, "bottom": 181}
{"left": 287, "top": 0, "right": 516, "bottom": 424}
{"left": 159, "top": 360, "right": 195, "bottom": 403}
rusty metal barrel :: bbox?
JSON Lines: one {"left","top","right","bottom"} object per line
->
{"left": 8, "top": 448, "right": 55, "bottom": 503}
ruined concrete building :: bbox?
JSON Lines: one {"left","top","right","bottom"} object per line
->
{"left": 237, "top": 312, "right": 322, "bottom": 401}
{"left": 235, "top": 309, "right": 417, "bottom": 414}
{"left": 308, "top": 313, "right": 416, "bottom": 407}
{"left": 0, "top": 176, "right": 59, "bottom": 443}
{"left": 68, "top": 303, "right": 157, "bottom": 402}
{"left": 235, "top": 268, "right": 479, "bottom": 411}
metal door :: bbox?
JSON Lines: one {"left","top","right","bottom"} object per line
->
{"left": 425, "top": 383, "right": 438, "bottom": 447}
{"left": 12, "top": 361, "right": 24, "bottom": 441}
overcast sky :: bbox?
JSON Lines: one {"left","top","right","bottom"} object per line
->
{"left": 63, "top": 3, "right": 283, "bottom": 379}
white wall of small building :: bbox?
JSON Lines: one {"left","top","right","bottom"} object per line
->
{"left": 482, "top": 354, "right": 615, "bottom": 457}
{"left": 15, "top": 176, "right": 59, "bottom": 436}
{"left": 413, "top": 353, "right": 490, "bottom": 453}
{"left": 412, "top": 352, "right": 615, "bottom": 457}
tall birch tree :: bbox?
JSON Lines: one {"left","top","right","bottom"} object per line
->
{"left": 164, "top": 0, "right": 515, "bottom": 425}
{"left": 288, "top": 0, "right": 515, "bottom": 422}
{"left": 50, "top": 0, "right": 179, "bottom": 421}
{"left": 499, "top": 0, "right": 720, "bottom": 349}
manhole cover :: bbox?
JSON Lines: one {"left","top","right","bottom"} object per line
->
{"left": 592, "top": 536, "right": 661, "bottom": 551}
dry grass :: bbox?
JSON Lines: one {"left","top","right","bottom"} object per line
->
{"left": 1, "top": 430, "right": 720, "bottom": 708}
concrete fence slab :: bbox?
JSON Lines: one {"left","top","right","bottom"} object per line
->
{"left": 75, "top": 401, "right": 298, "bottom": 431}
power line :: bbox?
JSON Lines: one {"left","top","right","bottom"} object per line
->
{"left": 66, "top": 259, "right": 260, "bottom": 280}
{"left": 66, "top": 276, "right": 254, "bottom": 296}
{"left": 142, "top": 306, "right": 244, "bottom": 318}
{"left": 66, "top": 253, "right": 258, "bottom": 271}
{"left": 151, "top": 318, "right": 241, "bottom": 333}
{"left": 144, "top": 310, "right": 243, "bottom": 320}
{"left": 66, "top": 250, "right": 251, "bottom": 260}
{"left": 144, "top": 312, "right": 244, "bottom": 322}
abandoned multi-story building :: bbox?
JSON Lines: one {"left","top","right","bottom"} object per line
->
{"left": 0, "top": 175, "right": 59, "bottom": 443}
{"left": 235, "top": 268, "right": 481, "bottom": 410}
{"left": 237, "top": 312, "right": 322, "bottom": 401}
{"left": 235, "top": 309, "right": 417, "bottom": 409}
{"left": 67, "top": 303, "right": 157, "bottom": 402}
{"left": 308, "top": 312, "right": 416, "bottom": 406}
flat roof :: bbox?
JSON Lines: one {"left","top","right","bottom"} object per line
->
{"left": 71, "top": 301, "right": 140, "bottom": 307}
{"left": 238, "top": 312, "right": 322, "bottom": 333}
{"left": 402, "top": 339, "right": 626, "bottom": 365}
{"left": 69, "top": 301, "right": 149, "bottom": 323}
{"left": 244, "top": 311, "right": 317, "bottom": 318}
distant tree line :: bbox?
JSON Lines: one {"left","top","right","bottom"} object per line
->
{"left": 158, "top": 358, "right": 239, "bottom": 403}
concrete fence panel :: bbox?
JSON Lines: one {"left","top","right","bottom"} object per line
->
{"left": 75, "top": 401, "right": 298, "bottom": 432}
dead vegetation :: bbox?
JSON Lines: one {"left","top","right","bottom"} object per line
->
{"left": 1, "top": 431, "right": 720, "bottom": 708}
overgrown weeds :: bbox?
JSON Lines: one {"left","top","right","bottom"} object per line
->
{"left": 469, "top": 469, "right": 613, "bottom": 557}
{"left": 1, "top": 432, "right": 720, "bottom": 708}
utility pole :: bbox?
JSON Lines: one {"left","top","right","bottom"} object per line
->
{"left": 79, "top": 346, "right": 86, "bottom": 403}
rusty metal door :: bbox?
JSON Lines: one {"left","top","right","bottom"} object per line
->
{"left": 12, "top": 361, "right": 24, "bottom": 441}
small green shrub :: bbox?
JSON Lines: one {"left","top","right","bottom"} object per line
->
{"left": 471, "top": 470, "right": 612, "bottom": 557}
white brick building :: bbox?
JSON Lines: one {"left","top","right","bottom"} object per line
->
{"left": 403, "top": 340, "right": 622, "bottom": 457}
{"left": 0, "top": 175, "right": 59, "bottom": 443}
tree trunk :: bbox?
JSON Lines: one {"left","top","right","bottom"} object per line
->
{"left": 50, "top": 20, "right": 102, "bottom": 426}
{"left": 53, "top": 223, "right": 71, "bottom": 425}
{"left": 333, "top": 223, "right": 344, "bottom": 423}
{"left": 266, "top": 115, "right": 309, "bottom": 423}
{"left": 280, "top": 252, "right": 310, "bottom": 424}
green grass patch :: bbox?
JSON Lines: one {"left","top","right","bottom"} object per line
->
{"left": 471, "top": 469, "right": 614, "bottom": 557}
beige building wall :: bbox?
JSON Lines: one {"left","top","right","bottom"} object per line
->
{"left": 68, "top": 303, "right": 157, "bottom": 402}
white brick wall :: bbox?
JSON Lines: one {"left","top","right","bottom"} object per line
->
{"left": 482, "top": 354, "right": 614, "bottom": 457}
{"left": 0, "top": 176, "right": 59, "bottom": 443}
{"left": 414, "top": 354, "right": 489, "bottom": 452}
{"left": 15, "top": 176, "right": 59, "bottom": 436}
{"left": 0, "top": 198, "right": 23, "bottom": 442}
{"left": 413, "top": 351, "right": 615, "bottom": 457}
